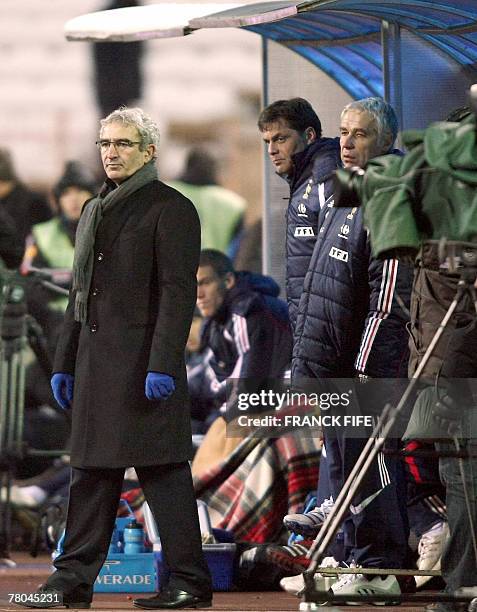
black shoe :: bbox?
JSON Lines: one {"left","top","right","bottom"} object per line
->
{"left": 15, "top": 584, "right": 91, "bottom": 609}
{"left": 133, "top": 588, "right": 212, "bottom": 609}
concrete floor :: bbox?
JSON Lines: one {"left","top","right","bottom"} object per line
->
{"left": 0, "top": 552, "right": 446, "bottom": 612}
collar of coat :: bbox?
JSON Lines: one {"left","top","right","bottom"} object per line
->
{"left": 286, "top": 137, "right": 341, "bottom": 191}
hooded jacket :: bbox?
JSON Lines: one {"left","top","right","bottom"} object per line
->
{"left": 284, "top": 137, "right": 341, "bottom": 329}
{"left": 199, "top": 271, "right": 292, "bottom": 420}
{"left": 360, "top": 115, "right": 477, "bottom": 257}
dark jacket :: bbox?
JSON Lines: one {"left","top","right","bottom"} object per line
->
{"left": 0, "top": 183, "right": 51, "bottom": 246}
{"left": 284, "top": 138, "right": 341, "bottom": 329}
{"left": 292, "top": 202, "right": 413, "bottom": 379}
{"left": 54, "top": 180, "right": 200, "bottom": 468}
{"left": 199, "top": 271, "right": 292, "bottom": 420}
{"left": 0, "top": 206, "right": 24, "bottom": 269}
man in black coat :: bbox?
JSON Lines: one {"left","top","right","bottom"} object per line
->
{"left": 22, "top": 107, "right": 212, "bottom": 610}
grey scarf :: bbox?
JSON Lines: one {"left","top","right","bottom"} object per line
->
{"left": 72, "top": 160, "right": 158, "bottom": 322}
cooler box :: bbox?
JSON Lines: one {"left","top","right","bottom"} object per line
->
{"left": 154, "top": 543, "right": 236, "bottom": 592}
{"left": 95, "top": 507, "right": 155, "bottom": 593}
{"left": 95, "top": 553, "right": 156, "bottom": 593}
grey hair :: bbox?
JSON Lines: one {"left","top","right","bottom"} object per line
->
{"left": 341, "top": 97, "right": 398, "bottom": 149}
{"left": 100, "top": 106, "right": 160, "bottom": 153}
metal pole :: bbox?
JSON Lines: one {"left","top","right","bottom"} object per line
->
{"left": 261, "top": 36, "right": 271, "bottom": 276}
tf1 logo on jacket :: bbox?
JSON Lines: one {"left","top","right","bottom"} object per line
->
{"left": 294, "top": 226, "right": 315, "bottom": 237}
{"left": 329, "top": 246, "right": 349, "bottom": 262}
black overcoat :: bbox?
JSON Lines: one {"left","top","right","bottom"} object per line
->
{"left": 53, "top": 180, "right": 200, "bottom": 468}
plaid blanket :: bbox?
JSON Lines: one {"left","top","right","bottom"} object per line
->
{"left": 194, "top": 433, "right": 321, "bottom": 543}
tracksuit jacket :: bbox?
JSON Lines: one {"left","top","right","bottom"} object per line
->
{"left": 292, "top": 157, "right": 413, "bottom": 380}
{"left": 199, "top": 272, "right": 292, "bottom": 421}
{"left": 290, "top": 160, "right": 413, "bottom": 569}
{"left": 284, "top": 138, "right": 341, "bottom": 330}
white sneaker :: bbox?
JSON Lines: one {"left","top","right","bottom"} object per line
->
{"left": 280, "top": 573, "right": 305, "bottom": 596}
{"left": 331, "top": 573, "right": 401, "bottom": 606}
{"left": 416, "top": 521, "right": 449, "bottom": 588}
{"left": 280, "top": 557, "right": 340, "bottom": 597}
{"left": 283, "top": 497, "right": 335, "bottom": 536}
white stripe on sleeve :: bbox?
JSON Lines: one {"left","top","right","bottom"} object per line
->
{"left": 355, "top": 259, "right": 398, "bottom": 372}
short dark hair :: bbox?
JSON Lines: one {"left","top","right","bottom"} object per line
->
{"left": 199, "top": 249, "right": 235, "bottom": 278}
{"left": 258, "top": 97, "right": 322, "bottom": 137}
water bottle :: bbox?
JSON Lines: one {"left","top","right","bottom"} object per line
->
{"left": 143, "top": 502, "right": 161, "bottom": 551}
{"left": 108, "top": 525, "right": 121, "bottom": 555}
{"left": 123, "top": 519, "right": 145, "bottom": 554}
{"left": 52, "top": 530, "right": 65, "bottom": 561}
{"left": 197, "top": 500, "right": 213, "bottom": 542}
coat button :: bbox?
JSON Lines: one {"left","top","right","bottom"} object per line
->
{"left": 90, "top": 323, "right": 98, "bottom": 333}
{"left": 92, "top": 288, "right": 100, "bottom": 296}
{"left": 97, "top": 252, "right": 104, "bottom": 261}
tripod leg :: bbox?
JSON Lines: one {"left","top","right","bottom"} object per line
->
{"left": 0, "top": 343, "right": 26, "bottom": 565}
{"left": 0, "top": 353, "right": 7, "bottom": 456}
{"left": 454, "top": 437, "right": 477, "bottom": 566}
{"left": 14, "top": 349, "right": 25, "bottom": 454}
{"left": 7, "top": 353, "right": 18, "bottom": 452}
{"left": 0, "top": 469, "right": 16, "bottom": 565}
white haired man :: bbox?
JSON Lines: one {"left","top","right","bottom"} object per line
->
{"left": 20, "top": 107, "right": 212, "bottom": 610}
{"left": 289, "top": 98, "right": 413, "bottom": 603}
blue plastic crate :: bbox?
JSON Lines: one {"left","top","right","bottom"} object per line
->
{"left": 154, "top": 543, "right": 236, "bottom": 592}
{"left": 95, "top": 553, "right": 156, "bottom": 593}
{"left": 204, "top": 543, "right": 236, "bottom": 591}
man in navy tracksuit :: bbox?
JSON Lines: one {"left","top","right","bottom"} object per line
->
{"left": 257, "top": 98, "right": 341, "bottom": 332}
{"left": 257, "top": 99, "right": 341, "bottom": 525}
{"left": 195, "top": 249, "right": 292, "bottom": 423}
{"left": 290, "top": 98, "right": 413, "bottom": 602}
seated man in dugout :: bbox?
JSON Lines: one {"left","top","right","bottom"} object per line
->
{"left": 191, "top": 250, "right": 321, "bottom": 548}
{"left": 191, "top": 248, "right": 292, "bottom": 476}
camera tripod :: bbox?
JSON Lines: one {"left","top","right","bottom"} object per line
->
{"left": 301, "top": 241, "right": 477, "bottom": 608}
{"left": 0, "top": 270, "right": 69, "bottom": 564}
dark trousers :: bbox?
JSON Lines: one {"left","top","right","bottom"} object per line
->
{"left": 405, "top": 441, "right": 447, "bottom": 539}
{"left": 316, "top": 445, "right": 331, "bottom": 504}
{"left": 47, "top": 462, "right": 212, "bottom": 600}
{"left": 438, "top": 438, "right": 477, "bottom": 593}
{"left": 325, "top": 432, "right": 409, "bottom": 569}
{"left": 315, "top": 446, "right": 346, "bottom": 563}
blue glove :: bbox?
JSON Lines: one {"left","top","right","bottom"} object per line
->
{"left": 145, "top": 372, "right": 176, "bottom": 401}
{"left": 51, "top": 373, "right": 74, "bottom": 410}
